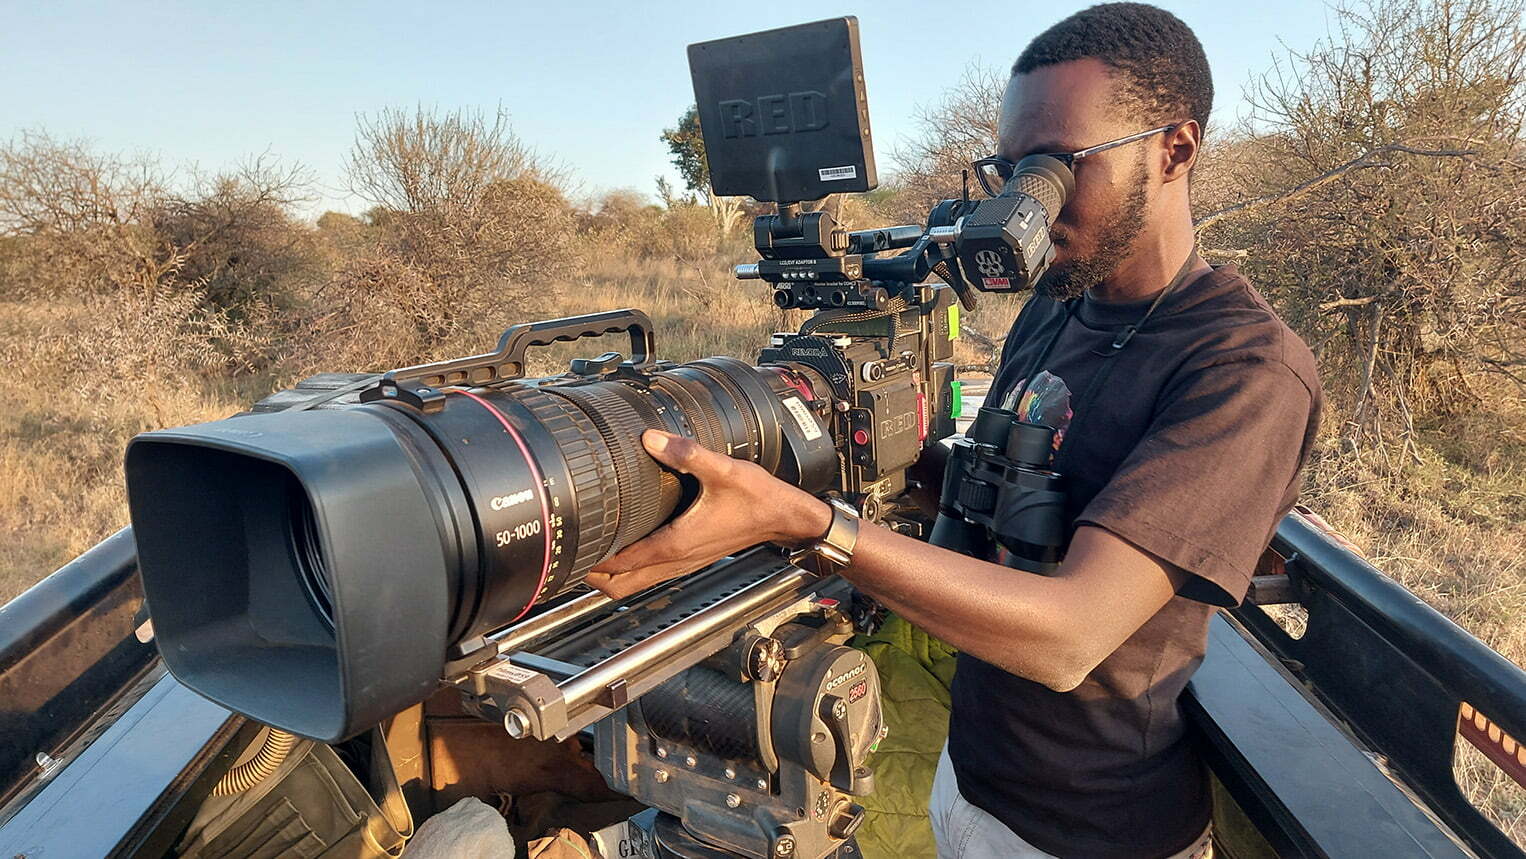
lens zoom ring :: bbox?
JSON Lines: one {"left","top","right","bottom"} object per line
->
{"left": 546, "top": 383, "right": 666, "bottom": 554}
{"left": 503, "top": 387, "right": 620, "bottom": 582}
{"left": 687, "top": 363, "right": 760, "bottom": 462}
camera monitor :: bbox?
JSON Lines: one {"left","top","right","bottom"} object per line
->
{"left": 688, "top": 17, "right": 876, "bottom": 203}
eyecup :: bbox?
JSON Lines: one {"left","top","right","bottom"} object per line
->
{"left": 1007, "top": 421, "right": 1057, "bottom": 468}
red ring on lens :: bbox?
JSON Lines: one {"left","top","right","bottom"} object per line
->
{"left": 448, "top": 389, "right": 552, "bottom": 624}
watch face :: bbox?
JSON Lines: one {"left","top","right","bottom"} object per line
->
{"left": 829, "top": 498, "right": 861, "bottom": 518}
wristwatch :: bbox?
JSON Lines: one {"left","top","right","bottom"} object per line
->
{"left": 803, "top": 498, "right": 861, "bottom": 569}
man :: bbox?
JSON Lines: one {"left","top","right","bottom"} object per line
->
{"left": 587, "top": 4, "right": 1321, "bottom": 857}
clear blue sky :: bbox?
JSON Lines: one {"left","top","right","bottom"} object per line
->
{"left": 2, "top": 1, "right": 1334, "bottom": 218}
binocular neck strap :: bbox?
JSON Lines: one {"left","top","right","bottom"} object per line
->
{"left": 1056, "top": 251, "right": 1205, "bottom": 459}
{"left": 1007, "top": 249, "right": 1203, "bottom": 425}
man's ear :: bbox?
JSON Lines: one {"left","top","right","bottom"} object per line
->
{"left": 1161, "top": 120, "right": 1201, "bottom": 184}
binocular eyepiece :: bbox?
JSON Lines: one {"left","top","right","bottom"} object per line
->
{"left": 966, "top": 404, "right": 1059, "bottom": 468}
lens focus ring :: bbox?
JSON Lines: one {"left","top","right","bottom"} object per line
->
{"left": 545, "top": 383, "right": 666, "bottom": 556}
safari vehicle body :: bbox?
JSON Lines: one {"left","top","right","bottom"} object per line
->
{"left": 0, "top": 489, "right": 1522, "bottom": 857}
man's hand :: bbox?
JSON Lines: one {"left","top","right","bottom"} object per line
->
{"left": 584, "top": 430, "right": 830, "bottom": 599}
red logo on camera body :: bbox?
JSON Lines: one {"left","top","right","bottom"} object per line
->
{"left": 848, "top": 680, "right": 868, "bottom": 703}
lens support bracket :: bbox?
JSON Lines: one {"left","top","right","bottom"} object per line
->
{"left": 448, "top": 547, "right": 824, "bottom": 742}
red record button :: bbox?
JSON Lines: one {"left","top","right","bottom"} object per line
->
{"left": 852, "top": 428, "right": 870, "bottom": 445}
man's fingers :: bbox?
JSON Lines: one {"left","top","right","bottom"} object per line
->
{"left": 586, "top": 560, "right": 693, "bottom": 599}
{"left": 642, "top": 430, "right": 731, "bottom": 478}
{"left": 584, "top": 570, "right": 637, "bottom": 599}
{"left": 588, "top": 516, "right": 697, "bottom": 577}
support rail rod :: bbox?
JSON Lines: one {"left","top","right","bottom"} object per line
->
{"left": 487, "top": 589, "right": 612, "bottom": 657}
{"left": 557, "top": 560, "right": 818, "bottom": 715}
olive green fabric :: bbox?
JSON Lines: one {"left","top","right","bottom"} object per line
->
{"left": 853, "top": 615, "right": 958, "bottom": 859}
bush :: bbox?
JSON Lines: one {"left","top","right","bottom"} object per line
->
{"left": 1196, "top": 0, "right": 1526, "bottom": 457}
{"left": 346, "top": 107, "right": 577, "bottom": 347}
{"left": 152, "top": 166, "right": 323, "bottom": 312}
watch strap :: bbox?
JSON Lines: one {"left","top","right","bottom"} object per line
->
{"left": 811, "top": 500, "right": 860, "bottom": 568}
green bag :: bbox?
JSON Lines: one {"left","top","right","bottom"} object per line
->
{"left": 853, "top": 615, "right": 958, "bottom": 859}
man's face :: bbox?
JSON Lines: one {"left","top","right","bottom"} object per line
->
{"left": 998, "top": 58, "right": 1157, "bottom": 300}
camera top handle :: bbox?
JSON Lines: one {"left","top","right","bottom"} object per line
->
{"left": 360, "top": 309, "right": 658, "bottom": 410}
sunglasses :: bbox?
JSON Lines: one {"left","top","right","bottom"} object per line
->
{"left": 971, "top": 124, "right": 1178, "bottom": 197}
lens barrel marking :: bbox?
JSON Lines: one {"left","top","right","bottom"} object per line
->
{"left": 449, "top": 390, "right": 556, "bottom": 625}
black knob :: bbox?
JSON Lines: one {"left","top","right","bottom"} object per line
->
{"left": 828, "top": 802, "right": 865, "bottom": 840}
{"left": 771, "top": 827, "right": 797, "bottom": 857}
{"left": 958, "top": 480, "right": 997, "bottom": 513}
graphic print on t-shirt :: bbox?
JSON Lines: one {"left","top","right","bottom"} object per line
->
{"left": 1001, "top": 369, "right": 1074, "bottom": 453}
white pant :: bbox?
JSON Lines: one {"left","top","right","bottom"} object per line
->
{"left": 928, "top": 744, "right": 1213, "bottom": 859}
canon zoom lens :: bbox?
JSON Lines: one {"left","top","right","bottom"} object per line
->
{"left": 124, "top": 357, "right": 837, "bottom": 741}
{"left": 379, "top": 358, "right": 840, "bottom": 645}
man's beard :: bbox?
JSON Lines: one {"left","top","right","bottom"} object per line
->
{"left": 1033, "top": 158, "right": 1149, "bottom": 302}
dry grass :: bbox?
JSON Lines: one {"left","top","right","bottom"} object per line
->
{"left": 1301, "top": 398, "right": 1526, "bottom": 670}
{"left": 0, "top": 254, "right": 779, "bottom": 603}
{"left": 555, "top": 255, "right": 783, "bottom": 363}
{"left": 0, "top": 298, "right": 259, "bottom": 602}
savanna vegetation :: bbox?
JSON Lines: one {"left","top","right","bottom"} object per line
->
{"left": 0, "top": 0, "right": 1521, "bottom": 841}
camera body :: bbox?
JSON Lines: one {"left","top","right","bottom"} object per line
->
{"left": 759, "top": 289, "right": 956, "bottom": 507}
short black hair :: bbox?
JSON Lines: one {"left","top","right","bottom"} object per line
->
{"left": 1013, "top": 3, "right": 1213, "bottom": 134}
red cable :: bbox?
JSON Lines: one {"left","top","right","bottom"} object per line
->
{"left": 448, "top": 389, "right": 553, "bottom": 624}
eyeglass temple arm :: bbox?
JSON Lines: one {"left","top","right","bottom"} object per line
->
{"left": 1070, "top": 124, "right": 1178, "bottom": 162}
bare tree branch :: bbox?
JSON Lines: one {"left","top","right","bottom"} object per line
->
{"left": 1194, "top": 141, "right": 1479, "bottom": 232}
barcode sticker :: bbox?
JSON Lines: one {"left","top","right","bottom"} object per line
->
{"left": 818, "top": 165, "right": 857, "bottom": 181}
{"left": 782, "top": 396, "right": 824, "bottom": 441}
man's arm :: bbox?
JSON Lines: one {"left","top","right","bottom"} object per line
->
{"left": 586, "top": 430, "right": 1187, "bottom": 692}
{"left": 840, "top": 517, "right": 1188, "bottom": 691}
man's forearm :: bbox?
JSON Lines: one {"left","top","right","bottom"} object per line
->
{"left": 789, "top": 495, "right": 1182, "bottom": 691}
{"left": 850, "top": 520, "right": 1090, "bottom": 689}
{"left": 584, "top": 431, "right": 1181, "bottom": 688}
{"left": 790, "top": 498, "right": 1087, "bottom": 690}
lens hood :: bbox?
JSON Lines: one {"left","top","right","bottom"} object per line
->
{"left": 126, "top": 408, "right": 454, "bottom": 742}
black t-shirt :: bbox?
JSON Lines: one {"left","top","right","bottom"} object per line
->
{"left": 946, "top": 265, "right": 1321, "bottom": 858}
